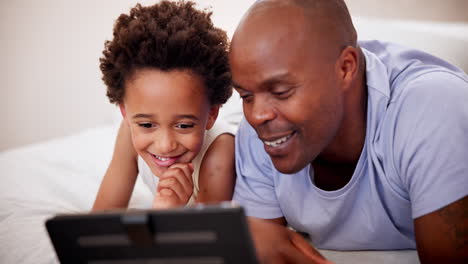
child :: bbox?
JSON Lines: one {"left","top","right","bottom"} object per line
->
{"left": 92, "top": 0, "right": 236, "bottom": 210}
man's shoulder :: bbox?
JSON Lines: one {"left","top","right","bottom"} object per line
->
{"left": 360, "top": 40, "right": 467, "bottom": 94}
{"left": 365, "top": 53, "right": 468, "bottom": 193}
{"left": 361, "top": 40, "right": 468, "bottom": 111}
{"left": 390, "top": 70, "right": 468, "bottom": 114}
{"left": 380, "top": 69, "right": 468, "bottom": 148}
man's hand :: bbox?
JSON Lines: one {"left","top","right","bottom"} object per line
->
{"left": 152, "top": 163, "right": 194, "bottom": 209}
{"left": 247, "top": 217, "right": 333, "bottom": 264}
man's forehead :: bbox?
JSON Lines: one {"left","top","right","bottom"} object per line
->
{"left": 244, "top": 0, "right": 304, "bottom": 23}
{"left": 248, "top": 0, "right": 320, "bottom": 18}
{"left": 232, "top": 3, "right": 307, "bottom": 47}
{"left": 229, "top": 3, "right": 318, "bottom": 69}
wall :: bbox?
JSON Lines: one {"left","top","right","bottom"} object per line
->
{"left": 345, "top": 0, "right": 468, "bottom": 22}
{"left": 1, "top": 0, "right": 467, "bottom": 151}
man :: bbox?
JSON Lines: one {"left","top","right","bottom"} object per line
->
{"left": 229, "top": 0, "right": 468, "bottom": 263}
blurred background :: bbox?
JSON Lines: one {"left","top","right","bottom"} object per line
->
{"left": 1, "top": 0, "right": 467, "bottom": 151}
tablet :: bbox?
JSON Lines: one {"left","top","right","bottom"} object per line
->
{"left": 45, "top": 203, "right": 258, "bottom": 264}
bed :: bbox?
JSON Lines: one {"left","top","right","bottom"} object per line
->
{"left": 1, "top": 15, "right": 467, "bottom": 264}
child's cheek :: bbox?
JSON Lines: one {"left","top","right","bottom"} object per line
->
{"left": 131, "top": 131, "right": 152, "bottom": 154}
{"left": 184, "top": 132, "right": 205, "bottom": 156}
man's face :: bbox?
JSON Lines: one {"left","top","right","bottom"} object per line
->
{"left": 230, "top": 6, "right": 345, "bottom": 174}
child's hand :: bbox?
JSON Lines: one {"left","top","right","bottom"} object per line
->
{"left": 152, "top": 163, "right": 194, "bottom": 209}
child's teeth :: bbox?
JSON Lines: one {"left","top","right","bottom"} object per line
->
{"left": 155, "top": 155, "right": 170, "bottom": 161}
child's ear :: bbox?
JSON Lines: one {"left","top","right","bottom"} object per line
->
{"left": 205, "top": 105, "right": 220, "bottom": 130}
{"left": 119, "top": 104, "right": 127, "bottom": 121}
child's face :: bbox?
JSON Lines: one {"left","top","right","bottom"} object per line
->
{"left": 121, "top": 68, "right": 218, "bottom": 177}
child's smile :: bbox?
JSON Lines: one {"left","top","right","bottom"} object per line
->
{"left": 150, "top": 152, "right": 185, "bottom": 168}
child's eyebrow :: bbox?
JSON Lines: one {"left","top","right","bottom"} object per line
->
{"left": 176, "top": 114, "right": 199, "bottom": 121}
{"left": 132, "top": 113, "right": 154, "bottom": 119}
{"left": 131, "top": 114, "right": 199, "bottom": 121}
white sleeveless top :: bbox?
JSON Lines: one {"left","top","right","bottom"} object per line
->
{"left": 137, "top": 119, "right": 236, "bottom": 205}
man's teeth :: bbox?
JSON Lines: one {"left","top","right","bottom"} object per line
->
{"left": 155, "top": 155, "right": 170, "bottom": 161}
{"left": 264, "top": 134, "right": 292, "bottom": 147}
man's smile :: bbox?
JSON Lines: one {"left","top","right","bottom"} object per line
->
{"left": 259, "top": 131, "right": 297, "bottom": 156}
{"left": 262, "top": 132, "right": 295, "bottom": 148}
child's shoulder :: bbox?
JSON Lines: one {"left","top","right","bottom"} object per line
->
{"left": 200, "top": 119, "right": 236, "bottom": 168}
{"left": 206, "top": 119, "right": 237, "bottom": 142}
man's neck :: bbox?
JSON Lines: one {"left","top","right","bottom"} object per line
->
{"left": 312, "top": 157, "right": 357, "bottom": 191}
{"left": 320, "top": 48, "right": 367, "bottom": 164}
{"left": 312, "top": 48, "right": 368, "bottom": 190}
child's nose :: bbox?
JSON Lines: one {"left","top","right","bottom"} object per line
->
{"left": 155, "top": 129, "right": 178, "bottom": 154}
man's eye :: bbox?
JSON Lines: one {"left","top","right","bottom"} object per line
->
{"left": 273, "top": 89, "right": 293, "bottom": 99}
{"left": 138, "top": 123, "right": 154, "bottom": 128}
{"left": 273, "top": 91, "right": 287, "bottom": 96}
{"left": 176, "top": 123, "right": 194, "bottom": 129}
{"left": 240, "top": 94, "right": 253, "bottom": 102}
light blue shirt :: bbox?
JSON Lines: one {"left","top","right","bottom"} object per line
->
{"left": 233, "top": 40, "right": 468, "bottom": 250}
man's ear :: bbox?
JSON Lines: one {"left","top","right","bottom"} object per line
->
{"left": 205, "top": 105, "right": 220, "bottom": 130}
{"left": 337, "top": 46, "right": 359, "bottom": 91}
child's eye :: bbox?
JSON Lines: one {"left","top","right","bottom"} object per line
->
{"left": 176, "top": 123, "right": 195, "bottom": 129}
{"left": 138, "top": 123, "right": 154, "bottom": 129}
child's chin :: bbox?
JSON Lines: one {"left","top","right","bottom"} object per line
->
{"left": 152, "top": 164, "right": 169, "bottom": 174}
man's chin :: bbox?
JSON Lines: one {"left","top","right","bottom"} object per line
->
{"left": 270, "top": 158, "right": 307, "bottom": 175}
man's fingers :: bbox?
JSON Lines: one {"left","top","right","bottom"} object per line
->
{"left": 288, "top": 230, "right": 333, "bottom": 264}
{"left": 277, "top": 243, "right": 323, "bottom": 264}
{"left": 247, "top": 217, "right": 332, "bottom": 264}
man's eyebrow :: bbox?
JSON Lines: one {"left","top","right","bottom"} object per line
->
{"left": 233, "top": 72, "right": 293, "bottom": 91}
{"left": 232, "top": 82, "right": 244, "bottom": 90}
{"left": 262, "top": 72, "right": 293, "bottom": 87}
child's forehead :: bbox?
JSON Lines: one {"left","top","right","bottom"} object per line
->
{"left": 128, "top": 68, "right": 204, "bottom": 85}
{"left": 128, "top": 68, "right": 206, "bottom": 92}
{"left": 124, "top": 68, "right": 211, "bottom": 109}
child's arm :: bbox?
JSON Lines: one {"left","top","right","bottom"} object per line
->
{"left": 197, "top": 133, "right": 236, "bottom": 203}
{"left": 92, "top": 121, "right": 138, "bottom": 211}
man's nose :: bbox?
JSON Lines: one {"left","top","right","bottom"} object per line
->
{"left": 155, "top": 129, "right": 178, "bottom": 154}
{"left": 248, "top": 96, "right": 276, "bottom": 127}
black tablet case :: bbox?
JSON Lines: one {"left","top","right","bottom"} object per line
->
{"left": 46, "top": 204, "right": 258, "bottom": 264}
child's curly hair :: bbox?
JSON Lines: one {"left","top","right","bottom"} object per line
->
{"left": 100, "top": 0, "right": 232, "bottom": 105}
